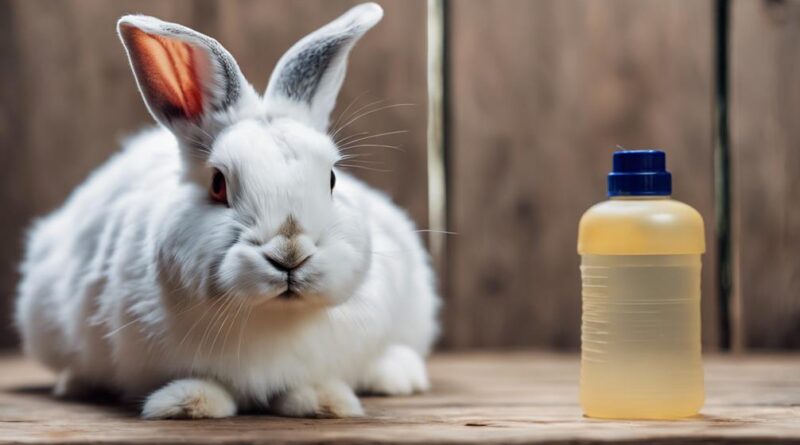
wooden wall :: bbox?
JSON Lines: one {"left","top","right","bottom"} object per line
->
{"left": 445, "top": 0, "right": 717, "bottom": 349}
{"left": 1, "top": 0, "right": 798, "bottom": 351}
{"left": 0, "top": 0, "right": 427, "bottom": 349}
{"left": 731, "top": 0, "right": 800, "bottom": 349}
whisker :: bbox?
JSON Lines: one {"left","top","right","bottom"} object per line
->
{"left": 104, "top": 295, "right": 208, "bottom": 339}
{"left": 335, "top": 131, "right": 370, "bottom": 146}
{"left": 190, "top": 294, "right": 234, "bottom": 367}
{"left": 336, "top": 164, "right": 392, "bottom": 173}
{"left": 339, "top": 153, "right": 378, "bottom": 162}
{"left": 175, "top": 298, "right": 221, "bottom": 352}
{"left": 336, "top": 156, "right": 386, "bottom": 165}
{"left": 223, "top": 295, "right": 250, "bottom": 357}
{"left": 192, "top": 296, "right": 232, "bottom": 367}
{"left": 103, "top": 316, "right": 146, "bottom": 339}
{"left": 331, "top": 91, "right": 371, "bottom": 133}
{"left": 330, "top": 99, "right": 385, "bottom": 137}
{"left": 338, "top": 129, "right": 409, "bottom": 148}
{"left": 237, "top": 301, "right": 254, "bottom": 369}
{"left": 208, "top": 295, "right": 239, "bottom": 356}
{"left": 413, "top": 229, "right": 458, "bottom": 236}
{"left": 331, "top": 103, "right": 415, "bottom": 139}
{"left": 339, "top": 144, "right": 404, "bottom": 153}
{"left": 330, "top": 100, "right": 384, "bottom": 138}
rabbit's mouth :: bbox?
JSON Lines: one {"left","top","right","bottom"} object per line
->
{"left": 277, "top": 278, "right": 304, "bottom": 299}
{"left": 275, "top": 272, "right": 317, "bottom": 300}
{"left": 278, "top": 289, "right": 299, "bottom": 299}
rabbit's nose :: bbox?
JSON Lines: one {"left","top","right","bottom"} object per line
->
{"left": 264, "top": 253, "right": 311, "bottom": 273}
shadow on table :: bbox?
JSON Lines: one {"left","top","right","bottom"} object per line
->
{"left": 7, "top": 384, "right": 140, "bottom": 416}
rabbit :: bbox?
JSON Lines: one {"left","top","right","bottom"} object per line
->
{"left": 14, "top": 3, "right": 439, "bottom": 419}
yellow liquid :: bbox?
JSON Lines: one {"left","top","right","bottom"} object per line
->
{"left": 580, "top": 254, "right": 704, "bottom": 419}
{"left": 578, "top": 196, "right": 705, "bottom": 419}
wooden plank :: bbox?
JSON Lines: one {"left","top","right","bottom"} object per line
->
{"left": 730, "top": 0, "right": 800, "bottom": 349}
{"left": 1, "top": 352, "right": 799, "bottom": 444}
{"left": 446, "top": 0, "right": 717, "bottom": 349}
{"left": 0, "top": 0, "right": 428, "bottom": 350}
{"left": 0, "top": 0, "right": 30, "bottom": 350}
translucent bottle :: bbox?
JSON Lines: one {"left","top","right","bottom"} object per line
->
{"left": 577, "top": 150, "right": 705, "bottom": 419}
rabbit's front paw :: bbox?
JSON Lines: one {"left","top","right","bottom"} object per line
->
{"left": 142, "top": 379, "right": 236, "bottom": 419}
{"left": 358, "top": 344, "right": 430, "bottom": 396}
{"left": 272, "top": 380, "right": 363, "bottom": 418}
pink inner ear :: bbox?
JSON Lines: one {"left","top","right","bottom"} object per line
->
{"left": 125, "top": 27, "right": 204, "bottom": 119}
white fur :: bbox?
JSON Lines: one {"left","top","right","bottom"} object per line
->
{"left": 142, "top": 379, "right": 237, "bottom": 419}
{"left": 15, "top": 3, "right": 439, "bottom": 420}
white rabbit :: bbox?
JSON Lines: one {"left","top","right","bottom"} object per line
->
{"left": 15, "top": 3, "right": 439, "bottom": 419}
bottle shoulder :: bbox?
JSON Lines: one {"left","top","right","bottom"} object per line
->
{"left": 578, "top": 198, "right": 705, "bottom": 255}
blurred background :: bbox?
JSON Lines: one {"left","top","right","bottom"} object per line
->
{"left": 0, "top": 0, "right": 797, "bottom": 353}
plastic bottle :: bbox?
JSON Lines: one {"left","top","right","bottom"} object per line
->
{"left": 577, "top": 150, "right": 705, "bottom": 419}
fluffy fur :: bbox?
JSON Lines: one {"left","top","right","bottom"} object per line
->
{"left": 15, "top": 3, "right": 439, "bottom": 419}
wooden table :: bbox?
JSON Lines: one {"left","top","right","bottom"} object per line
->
{"left": 0, "top": 352, "right": 798, "bottom": 444}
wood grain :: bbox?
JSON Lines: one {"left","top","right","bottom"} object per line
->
{"left": 0, "top": 352, "right": 799, "bottom": 444}
{"left": 731, "top": 0, "right": 800, "bottom": 348}
{"left": 0, "top": 0, "right": 428, "bottom": 350}
{"left": 446, "top": 0, "right": 718, "bottom": 350}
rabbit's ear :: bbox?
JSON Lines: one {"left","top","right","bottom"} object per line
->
{"left": 118, "top": 15, "right": 245, "bottom": 140}
{"left": 264, "top": 3, "right": 383, "bottom": 132}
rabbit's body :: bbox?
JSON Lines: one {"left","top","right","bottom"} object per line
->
{"left": 15, "top": 4, "right": 439, "bottom": 419}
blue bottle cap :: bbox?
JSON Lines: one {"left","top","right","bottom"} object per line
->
{"left": 607, "top": 150, "right": 672, "bottom": 197}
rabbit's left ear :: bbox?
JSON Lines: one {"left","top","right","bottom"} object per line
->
{"left": 118, "top": 15, "right": 247, "bottom": 142}
{"left": 264, "top": 3, "right": 383, "bottom": 132}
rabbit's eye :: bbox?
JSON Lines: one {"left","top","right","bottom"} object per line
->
{"left": 210, "top": 169, "right": 228, "bottom": 206}
{"left": 330, "top": 170, "right": 336, "bottom": 191}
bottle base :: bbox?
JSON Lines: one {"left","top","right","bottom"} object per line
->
{"left": 581, "top": 398, "right": 704, "bottom": 420}
{"left": 582, "top": 409, "right": 702, "bottom": 421}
